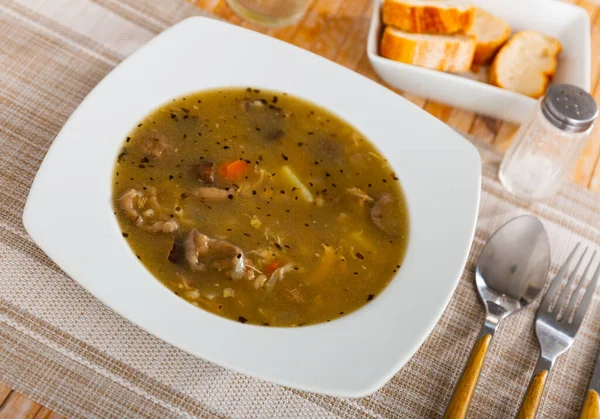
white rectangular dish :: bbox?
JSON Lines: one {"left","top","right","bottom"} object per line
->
{"left": 23, "top": 17, "right": 481, "bottom": 397}
{"left": 367, "top": 0, "right": 591, "bottom": 124}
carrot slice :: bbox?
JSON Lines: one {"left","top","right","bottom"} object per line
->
{"left": 221, "top": 160, "right": 249, "bottom": 180}
{"left": 265, "top": 260, "right": 282, "bottom": 275}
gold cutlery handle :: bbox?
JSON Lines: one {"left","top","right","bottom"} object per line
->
{"left": 580, "top": 389, "right": 600, "bottom": 419}
{"left": 444, "top": 334, "right": 492, "bottom": 419}
{"left": 516, "top": 369, "right": 548, "bottom": 419}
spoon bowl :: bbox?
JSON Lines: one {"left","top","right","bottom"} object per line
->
{"left": 476, "top": 215, "right": 551, "bottom": 319}
{"left": 444, "top": 215, "right": 551, "bottom": 419}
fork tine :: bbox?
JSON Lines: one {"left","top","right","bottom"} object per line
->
{"left": 564, "top": 251, "right": 597, "bottom": 321}
{"left": 571, "top": 259, "right": 600, "bottom": 328}
{"left": 539, "top": 243, "right": 581, "bottom": 313}
{"left": 551, "top": 246, "right": 588, "bottom": 313}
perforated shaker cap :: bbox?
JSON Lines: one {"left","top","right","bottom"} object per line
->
{"left": 541, "top": 84, "right": 598, "bottom": 133}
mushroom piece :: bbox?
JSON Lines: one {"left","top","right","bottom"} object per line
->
{"left": 118, "top": 188, "right": 178, "bottom": 233}
{"left": 118, "top": 189, "right": 145, "bottom": 226}
{"left": 194, "top": 161, "right": 216, "bottom": 184}
{"left": 184, "top": 229, "right": 255, "bottom": 280}
{"left": 370, "top": 193, "right": 400, "bottom": 237}
{"left": 140, "top": 131, "right": 169, "bottom": 158}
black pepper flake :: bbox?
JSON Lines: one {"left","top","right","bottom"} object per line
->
{"left": 263, "top": 322, "right": 270, "bottom": 326}
{"left": 181, "top": 193, "right": 188, "bottom": 199}
{"left": 279, "top": 190, "right": 285, "bottom": 195}
{"left": 227, "top": 194, "right": 234, "bottom": 200}
{"left": 175, "top": 206, "right": 181, "bottom": 211}
{"left": 136, "top": 255, "right": 142, "bottom": 260}
{"left": 314, "top": 161, "right": 319, "bottom": 165}
{"left": 137, "top": 123, "right": 142, "bottom": 127}
{"left": 238, "top": 316, "right": 248, "bottom": 324}
{"left": 272, "top": 96, "right": 278, "bottom": 103}
{"left": 368, "top": 294, "right": 374, "bottom": 301}
{"left": 393, "top": 269, "right": 397, "bottom": 273}
{"left": 307, "top": 131, "right": 314, "bottom": 135}
{"left": 181, "top": 107, "right": 189, "bottom": 113}
{"left": 122, "top": 232, "right": 129, "bottom": 238}
{"left": 309, "top": 182, "right": 313, "bottom": 187}
{"left": 223, "top": 146, "right": 230, "bottom": 149}
{"left": 138, "top": 164, "right": 145, "bottom": 168}
{"left": 140, "top": 157, "right": 149, "bottom": 163}
{"left": 291, "top": 187, "right": 297, "bottom": 192}
{"left": 252, "top": 190, "right": 257, "bottom": 195}
{"left": 281, "top": 154, "right": 288, "bottom": 161}
{"left": 325, "top": 172, "right": 331, "bottom": 177}
{"left": 339, "top": 312, "right": 344, "bottom": 315}
{"left": 304, "top": 223, "right": 309, "bottom": 227}
{"left": 298, "top": 142, "right": 304, "bottom": 147}
{"left": 274, "top": 243, "right": 282, "bottom": 250}
{"left": 126, "top": 137, "right": 130, "bottom": 142}
{"left": 255, "top": 126, "right": 261, "bottom": 131}
{"left": 237, "top": 253, "right": 242, "bottom": 259}
{"left": 368, "top": 183, "right": 372, "bottom": 188}
{"left": 243, "top": 233, "right": 251, "bottom": 237}
{"left": 354, "top": 272, "right": 358, "bottom": 275}
{"left": 383, "top": 179, "right": 387, "bottom": 183}
{"left": 245, "top": 159, "right": 251, "bottom": 164}
{"left": 258, "top": 155, "right": 263, "bottom": 161}
{"left": 169, "top": 175, "right": 174, "bottom": 180}
{"left": 284, "top": 245, "right": 290, "bottom": 249}
{"left": 356, "top": 252, "right": 364, "bottom": 260}
{"left": 253, "top": 89, "right": 260, "bottom": 93}
{"left": 170, "top": 113, "right": 176, "bottom": 119}
{"left": 227, "top": 228, "right": 232, "bottom": 231}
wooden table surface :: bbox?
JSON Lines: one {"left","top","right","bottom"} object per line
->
{"left": 1, "top": 0, "right": 599, "bottom": 417}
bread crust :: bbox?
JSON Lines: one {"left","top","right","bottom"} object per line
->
{"left": 468, "top": 9, "right": 510, "bottom": 65}
{"left": 382, "top": 0, "right": 475, "bottom": 34}
{"left": 380, "top": 27, "right": 476, "bottom": 72}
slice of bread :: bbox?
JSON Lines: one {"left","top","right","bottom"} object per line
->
{"left": 467, "top": 8, "right": 510, "bottom": 65}
{"left": 490, "top": 31, "right": 562, "bottom": 98}
{"left": 382, "top": 0, "right": 475, "bottom": 34}
{"left": 380, "top": 26, "right": 476, "bottom": 72}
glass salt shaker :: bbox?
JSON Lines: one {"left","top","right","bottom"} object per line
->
{"left": 499, "top": 84, "right": 598, "bottom": 200}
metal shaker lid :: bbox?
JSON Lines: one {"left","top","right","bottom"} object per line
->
{"left": 541, "top": 84, "right": 598, "bottom": 133}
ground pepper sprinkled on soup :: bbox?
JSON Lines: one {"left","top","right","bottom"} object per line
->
{"left": 112, "top": 88, "right": 409, "bottom": 326}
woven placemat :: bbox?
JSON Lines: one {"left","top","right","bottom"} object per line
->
{"left": 1, "top": 0, "right": 600, "bottom": 417}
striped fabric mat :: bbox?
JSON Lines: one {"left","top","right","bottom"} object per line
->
{"left": 1, "top": 0, "right": 600, "bottom": 417}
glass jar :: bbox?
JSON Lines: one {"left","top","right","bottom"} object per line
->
{"left": 227, "top": 0, "right": 310, "bottom": 27}
{"left": 499, "top": 84, "right": 598, "bottom": 200}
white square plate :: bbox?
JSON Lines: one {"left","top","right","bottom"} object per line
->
{"left": 367, "top": 0, "right": 591, "bottom": 124}
{"left": 23, "top": 17, "right": 480, "bottom": 397}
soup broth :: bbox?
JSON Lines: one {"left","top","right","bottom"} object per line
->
{"left": 112, "top": 88, "right": 408, "bottom": 326}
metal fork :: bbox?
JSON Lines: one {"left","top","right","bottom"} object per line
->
{"left": 517, "top": 244, "right": 600, "bottom": 419}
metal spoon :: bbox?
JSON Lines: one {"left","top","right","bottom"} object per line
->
{"left": 444, "top": 215, "right": 551, "bottom": 419}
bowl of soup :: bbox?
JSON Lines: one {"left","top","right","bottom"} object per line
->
{"left": 23, "top": 17, "right": 481, "bottom": 396}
